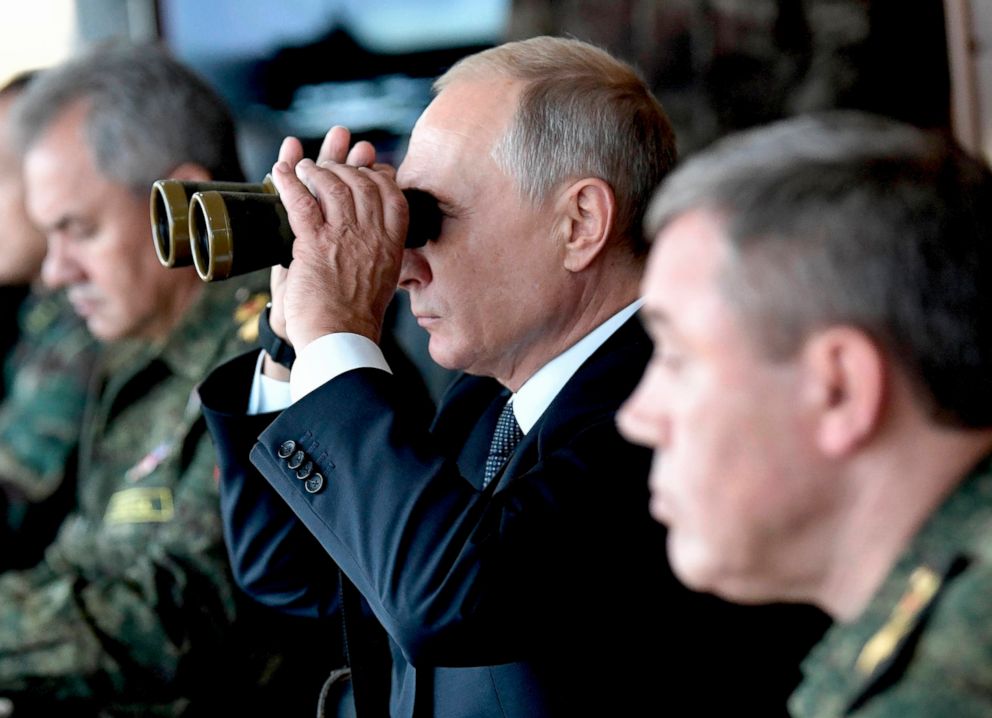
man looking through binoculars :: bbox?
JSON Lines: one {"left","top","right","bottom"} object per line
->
{"left": 200, "top": 36, "right": 827, "bottom": 717}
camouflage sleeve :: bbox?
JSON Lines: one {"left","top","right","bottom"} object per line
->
{"left": 0, "top": 426, "right": 237, "bottom": 709}
{"left": 0, "top": 297, "right": 99, "bottom": 502}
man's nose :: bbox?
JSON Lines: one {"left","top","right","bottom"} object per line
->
{"left": 398, "top": 247, "right": 432, "bottom": 291}
{"left": 617, "top": 373, "right": 670, "bottom": 449}
{"left": 41, "top": 237, "right": 83, "bottom": 290}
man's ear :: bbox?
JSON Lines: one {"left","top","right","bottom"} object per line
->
{"left": 800, "top": 327, "right": 887, "bottom": 458}
{"left": 555, "top": 177, "right": 616, "bottom": 272}
{"left": 167, "top": 162, "right": 213, "bottom": 183}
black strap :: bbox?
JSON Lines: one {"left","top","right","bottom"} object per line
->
{"left": 258, "top": 304, "right": 296, "bottom": 369}
{"left": 338, "top": 569, "right": 392, "bottom": 718}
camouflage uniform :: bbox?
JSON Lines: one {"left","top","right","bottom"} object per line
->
{"left": 0, "top": 291, "right": 99, "bottom": 571}
{"left": 0, "top": 290, "right": 98, "bottom": 501}
{"left": 791, "top": 455, "right": 992, "bottom": 717}
{"left": 0, "top": 278, "right": 271, "bottom": 715}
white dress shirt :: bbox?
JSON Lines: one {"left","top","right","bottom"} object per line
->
{"left": 248, "top": 300, "right": 642, "bottom": 432}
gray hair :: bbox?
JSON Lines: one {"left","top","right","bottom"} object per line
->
{"left": 11, "top": 43, "right": 243, "bottom": 195}
{"left": 437, "top": 36, "right": 676, "bottom": 255}
{"left": 647, "top": 111, "right": 992, "bottom": 428}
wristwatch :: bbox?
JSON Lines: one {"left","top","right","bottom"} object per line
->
{"left": 258, "top": 303, "right": 296, "bottom": 369}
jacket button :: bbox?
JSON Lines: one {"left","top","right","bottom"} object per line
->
{"left": 304, "top": 473, "right": 324, "bottom": 494}
{"left": 295, "top": 460, "right": 314, "bottom": 480}
{"left": 277, "top": 440, "right": 296, "bottom": 459}
{"left": 287, "top": 450, "right": 306, "bottom": 470}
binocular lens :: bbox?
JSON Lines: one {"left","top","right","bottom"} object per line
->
{"left": 150, "top": 178, "right": 275, "bottom": 270}
{"left": 189, "top": 192, "right": 222, "bottom": 281}
{"left": 150, "top": 180, "right": 193, "bottom": 267}
{"left": 189, "top": 191, "right": 293, "bottom": 282}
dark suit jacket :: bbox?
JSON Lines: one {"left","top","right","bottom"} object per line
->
{"left": 200, "top": 317, "right": 828, "bottom": 717}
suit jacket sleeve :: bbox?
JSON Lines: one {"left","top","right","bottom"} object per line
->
{"left": 200, "top": 350, "right": 342, "bottom": 619}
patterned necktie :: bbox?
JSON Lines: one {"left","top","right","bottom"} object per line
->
{"left": 483, "top": 400, "right": 524, "bottom": 488}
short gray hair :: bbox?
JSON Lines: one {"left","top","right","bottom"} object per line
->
{"left": 437, "top": 36, "right": 676, "bottom": 254}
{"left": 11, "top": 43, "right": 243, "bottom": 194}
{"left": 647, "top": 111, "right": 992, "bottom": 428}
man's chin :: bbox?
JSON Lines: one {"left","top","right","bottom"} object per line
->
{"left": 667, "top": 534, "right": 724, "bottom": 593}
{"left": 426, "top": 337, "right": 465, "bottom": 373}
{"left": 84, "top": 315, "right": 128, "bottom": 342}
{"left": 668, "top": 540, "right": 775, "bottom": 605}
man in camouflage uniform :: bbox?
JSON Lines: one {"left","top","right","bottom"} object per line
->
{"left": 0, "top": 72, "right": 100, "bottom": 572}
{"left": 618, "top": 111, "right": 992, "bottom": 716}
{"left": 0, "top": 45, "right": 330, "bottom": 715}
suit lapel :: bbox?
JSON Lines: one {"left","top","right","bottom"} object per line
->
{"left": 432, "top": 376, "right": 510, "bottom": 490}
{"left": 491, "top": 316, "right": 652, "bottom": 493}
{"left": 429, "top": 316, "right": 652, "bottom": 493}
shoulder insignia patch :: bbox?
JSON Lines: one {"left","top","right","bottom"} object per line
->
{"left": 105, "top": 487, "right": 175, "bottom": 524}
{"left": 25, "top": 297, "right": 60, "bottom": 334}
{"left": 856, "top": 565, "right": 942, "bottom": 677}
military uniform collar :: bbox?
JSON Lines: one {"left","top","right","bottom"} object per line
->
{"left": 790, "top": 453, "right": 992, "bottom": 716}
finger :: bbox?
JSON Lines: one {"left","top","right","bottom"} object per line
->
{"left": 272, "top": 159, "right": 332, "bottom": 238}
{"left": 270, "top": 263, "right": 288, "bottom": 290}
{"left": 295, "top": 159, "right": 359, "bottom": 227}
{"left": 298, "top": 161, "right": 395, "bottom": 244}
{"left": 354, "top": 166, "right": 409, "bottom": 243}
{"left": 270, "top": 159, "right": 296, "bottom": 198}
{"left": 277, "top": 136, "right": 304, "bottom": 166}
{"left": 370, "top": 162, "right": 397, "bottom": 181}
{"left": 317, "top": 126, "right": 351, "bottom": 165}
{"left": 346, "top": 140, "right": 376, "bottom": 168}
{"left": 311, "top": 163, "right": 388, "bottom": 226}
{"left": 290, "top": 161, "right": 403, "bottom": 244}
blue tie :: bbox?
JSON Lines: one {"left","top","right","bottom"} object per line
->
{"left": 483, "top": 400, "right": 523, "bottom": 488}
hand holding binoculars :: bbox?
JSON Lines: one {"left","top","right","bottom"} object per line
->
{"left": 150, "top": 174, "right": 442, "bottom": 281}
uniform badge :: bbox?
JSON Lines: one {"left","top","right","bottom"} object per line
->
{"left": 855, "top": 565, "right": 942, "bottom": 677}
{"left": 105, "top": 487, "right": 175, "bottom": 524}
{"left": 25, "top": 296, "right": 59, "bottom": 334}
{"left": 234, "top": 292, "right": 270, "bottom": 343}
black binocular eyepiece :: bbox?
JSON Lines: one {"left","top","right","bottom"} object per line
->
{"left": 150, "top": 176, "right": 442, "bottom": 282}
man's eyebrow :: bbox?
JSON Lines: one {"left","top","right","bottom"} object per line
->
{"left": 36, "top": 213, "right": 72, "bottom": 234}
{"left": 37, "top": 213, "right": 95, "bottom": 241}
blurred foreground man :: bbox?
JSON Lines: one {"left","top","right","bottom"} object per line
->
{"left": 0, "top": 72, "right": 99, "bottom": 572}
{"left": 619, "top": 112, "right": 992, "bottom": 716}
{"left": 202, "top": 36, "right": 826, "bottom": 717}
{"left": 0, "top": 45, "right": 288, "bottom": 715}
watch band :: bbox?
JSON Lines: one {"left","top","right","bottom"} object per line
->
{"left": 258, "top": 304, "right": 296, "bottom": 369}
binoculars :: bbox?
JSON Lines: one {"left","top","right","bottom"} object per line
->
{"left": 150, "top": 175, "right": 442, "bottom": 281}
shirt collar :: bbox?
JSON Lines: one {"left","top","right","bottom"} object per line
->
{"left": 511, "top": 299, "right": 642, "bottom": 434}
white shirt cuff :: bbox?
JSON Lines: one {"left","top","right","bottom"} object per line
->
{"left": 290, "top": 332, "right": 392, "bottom": 402}
{"left": 248, "top": 350, "right": 293, "bottom": 414}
